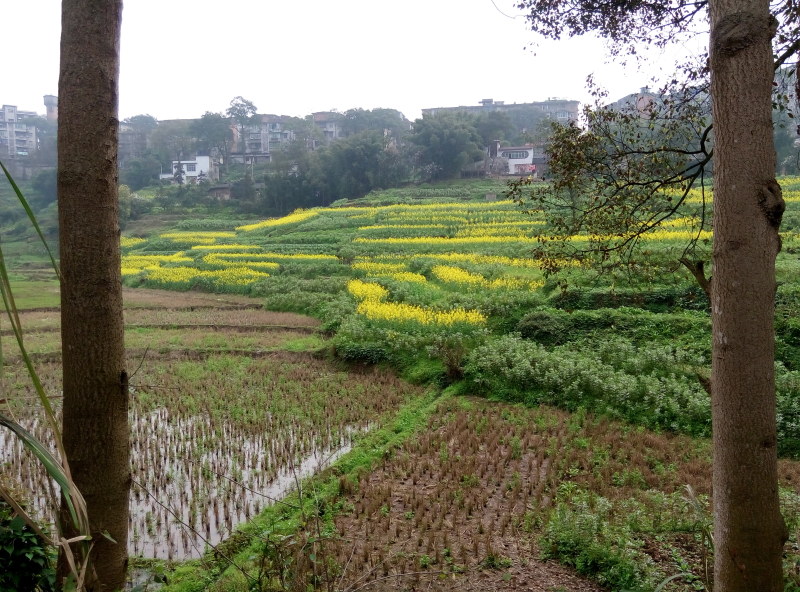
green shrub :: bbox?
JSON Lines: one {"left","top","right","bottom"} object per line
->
{"left": 317, "top": 294, "right": 357, "bottom": 333}
{"left": 549, "top": 285, "right": 709, "bottom": 312}
{"left": 0, "top": 502, "right": 54, "bottom": 592}
{"left": 464, "top": 334, "right": 711, "bottom": 436}
{"left": 516, "top": 308, "right": 571, "bottom": 344}
{"left": 541, "top": 488, "right": 656, "bottom": 591}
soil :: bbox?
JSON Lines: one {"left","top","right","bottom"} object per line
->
{"left": 325, "top": 398, "right": 609, "bottom": 591}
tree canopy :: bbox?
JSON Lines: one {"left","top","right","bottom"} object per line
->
{"left": 409, "top": 112, "right": 485, "bottom": 181}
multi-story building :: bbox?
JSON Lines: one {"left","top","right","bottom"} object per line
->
{"left": 231, "top": 114, "right": 301, "bottom": 164}
{"left": 312, "top": 111, "right": 343, "bottom": 143}
{"left": 0, "top": 104, "right": 39, "bottom": 158}
{"left": 422, "top": 97, "right": 579, "bottom": 130}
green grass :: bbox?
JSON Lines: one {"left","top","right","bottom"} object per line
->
{"left": 4, "top": 278, "right": 60, "bottom": 309}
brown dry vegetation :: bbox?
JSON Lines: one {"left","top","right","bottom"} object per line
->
{"left": 283, "top": 397, "right": 800, "bottom": 592}
{"left": 326, "top": 398, "right": 609, "bottom": 591}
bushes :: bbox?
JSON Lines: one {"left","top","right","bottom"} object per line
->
{"left": 0, "top": 502, "right": 54, "bottom": 592}
{"left": 516, "top": 306, "right": 710, "bottom": 356}
{"left": 331, "top": 315, "right": 488, "bottom": 384}
{"left": 540, "top": 487, "right": 659, "bottom": 591}
{"left": 250, "top": 276, "right": 349, "bottom": 315}
{"left": 464, "top": 335, "right": 711, "bottom": 437}
{"left": 549, "top": 285, "right": 709, "bottom": 312}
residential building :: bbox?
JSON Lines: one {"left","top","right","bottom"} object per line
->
{"left": 262, "top": 115, "right": 296, "bottom": 146}
{"left": 230, "top": 114, "right": 302, "bottom": 164}
{"left": 0, "top": 104, "right": 39, "bottom": 158}
{"left": 608, "top": 87, "right": 659, "bottom": 115}
{"left": 159, "top": 155, "right": 219, "bottom": 183}
{"left": 247, "top": 115, "right": 297, "bottom": 152}
{"left": 498, "top": 144, "right": 543, "bottom": 175}
{"left": 422, "top": 97, "right": 579, "bottom": 131}
{"left": 312, "top": 111, "right": 344, "bottom": 143}
{"left": 485, "top": 140, "right": 548, "bottom": 176}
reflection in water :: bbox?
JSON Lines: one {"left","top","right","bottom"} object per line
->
{"left": 3, "top": 407, "right": 361, "bottom": 560}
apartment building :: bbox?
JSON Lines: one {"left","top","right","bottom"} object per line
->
{"left": 0, "top": 104, "right": 39, "bottom": 158}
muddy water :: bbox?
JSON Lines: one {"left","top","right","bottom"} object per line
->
{"left": 2, "top": 408, "right": 357, "bottom": 560}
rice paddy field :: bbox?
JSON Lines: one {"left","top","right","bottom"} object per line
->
{"left": 6, "top": 177, "right": 800, "bottom": 590}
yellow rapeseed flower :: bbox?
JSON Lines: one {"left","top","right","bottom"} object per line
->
{"left": 190, "top": 244, "right": 262, "bottom": 251}
{"left": 236, "top": 210, "right": 319, "bottom": 232}
{"left": 120, "top": 237, "right": 146, "bottom": 248}
{"left": 347, "top": 279, "right": 390, "bottom": 302}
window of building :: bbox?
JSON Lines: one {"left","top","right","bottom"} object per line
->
{"left": 186, "top": 163, "right": 196, "bottom": 172}
{"left": 501, "top": 150, "right": 529, "bottom": 160}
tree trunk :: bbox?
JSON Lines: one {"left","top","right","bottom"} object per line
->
{"left": 709, "top": 0, "right": 787, "bottom": 588}
{"left": 58, "top": 1, "right": 128, "bottom": 590}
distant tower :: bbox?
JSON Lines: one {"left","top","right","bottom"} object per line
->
{"left": 43, "top": 95, "right": 58, "bottom": 121}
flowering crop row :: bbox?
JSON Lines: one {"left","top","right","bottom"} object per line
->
{"left": 236, "top": 210, "right": 319, "bottom": 232}
{"left": 431, "top": 265, "right": 543, "bottom": 291}
{"left": 121, "top": 237, "right": 146, "bottom": 249}
{"left": 129, "top": 265, "right": 271, "bottom": 289}
{"left": 190, "top": 244, "right": 262, "bottom": 251}
{"left": 355, "top": 300, "right": 487, "bottom": 326}
{"left": 159, "top": 231, "right": 237, "bottom": 245}
{"left": 347, "top": 279, "right": 391, "bottom": 302}
{"left": 206, "top": 252, "right": 338, "bottom": 262}
{"left": 346, "top": 278, "right": 485, "bottom": 326}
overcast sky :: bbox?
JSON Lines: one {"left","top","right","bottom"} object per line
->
{"left": 7, "top": 0, "right": 703, "bottom": 122}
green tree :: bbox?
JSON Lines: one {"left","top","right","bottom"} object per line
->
{"left": 120, "top": 152, "right": 162, "bottom": 190}
{"left": 262, "top": 139, "right": 317, "bottom": 214}
{"left": 474, "top": 110, "right": 515, "bottom": 146}
{"left": 24, "top": 116, "right": 58, "bottom": 166}
{"left": 149, "top": 119, "right": 194, "bottom": 169}
{"left": 191, "top": 111, "right": 232, "bottom": 175}
{"left": 57, "top": 0, "right": 129, "bottom": 589}
{"left": 123, "top": 113, "right": 158, "bottom": 133}
{"left": 226, "top": 96, "right": 258, "bottom": 154}
{"left": 341, "top": 107, "right": 410, "bottom": 139}
{"left": 30, "top": 169, "right": 57, "bottom": 210}
{"left": 409, "top": 112, "right": 484, "bottom": 181}
{"left": 509, "top": 87, "right": 712, "bottom": 281}
{"left": 514, "top": 0, "right": 799, "bottom": 586}
{"left": 319, "top": 130, "right": 410, "bottom": 199}
{"left": 172, "top": 160, "right": 185, "bottom": 185}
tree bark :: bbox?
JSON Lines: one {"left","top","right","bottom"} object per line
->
{"left": 709, "top": 0, "right": 787, "bottom": 588}
{"left": 58, "top": 1, "right": 128, "bottom": 590}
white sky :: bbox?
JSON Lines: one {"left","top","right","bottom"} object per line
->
{"left": 6, "top": 0, "right": 704, "bottom": 122}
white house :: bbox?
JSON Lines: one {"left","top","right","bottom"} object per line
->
{"left": 498, "top": 145, "right": 538, "bottom": 175}
{"left": 160, "top": 155, "right": 218, "bottom": 183}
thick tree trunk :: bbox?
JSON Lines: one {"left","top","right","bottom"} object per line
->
{"left": 709, "top": 0, "right": 787, "bottom": 589}
{"left": 58, "top": 1, "right": 128, "bottom": 590}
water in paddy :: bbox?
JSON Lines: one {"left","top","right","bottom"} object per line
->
{"left": 2, "top": 407, "right": 357, "bottom": 560}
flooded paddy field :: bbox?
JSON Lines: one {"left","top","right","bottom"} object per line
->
{"left": 0, "top": 289, "right": 427, "bottom": 560}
